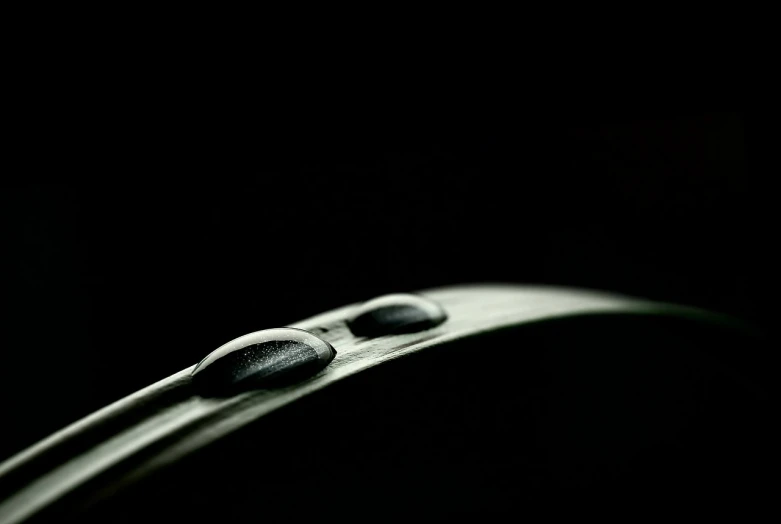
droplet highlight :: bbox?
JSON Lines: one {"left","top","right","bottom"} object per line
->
{"left": 191, "top": 328, "right": 336, "bottom": 395}
{"left": 347, "top": 293, "right": 447, "bottom": 337}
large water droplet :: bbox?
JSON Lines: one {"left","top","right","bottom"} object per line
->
{"left": 191, "top": 328, "right": 336, "bottom": 395}
{"left": 347, "top": 293, "right": 447, "bottom": 337}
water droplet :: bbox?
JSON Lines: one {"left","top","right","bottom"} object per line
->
{"left": 347, "top": 293, "right": 447, "bottom": 337}
{"left": 191, "top": 328, "right": 336, "bottom": 395}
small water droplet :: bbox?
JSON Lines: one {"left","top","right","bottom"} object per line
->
{"left": 346, "top": 293, "right": 447, "bottom": 337}
{"left": 191, "top": 328, "right": 336, "bottom": 395}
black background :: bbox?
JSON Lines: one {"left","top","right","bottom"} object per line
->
{"left": 1, "top": 111, "right": 763, "bottom": 463}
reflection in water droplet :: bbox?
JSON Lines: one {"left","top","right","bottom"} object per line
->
{"left": 191, "top": 328, "right": 337, "bottom": 395}
{"left": 347, "top": 293, "right": 447, "bottom": 337}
